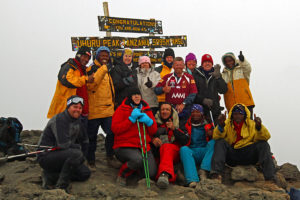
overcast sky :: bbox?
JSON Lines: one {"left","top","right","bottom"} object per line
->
{"left": 1, "top": 0, "right": 299, "bottom": 167}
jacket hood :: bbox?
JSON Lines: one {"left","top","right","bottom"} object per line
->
{"left": 155, "top": 107, "right": 179, "bottom": 129}
{"left": 221, "top": 52, "right": 237, "bottom": 67}
{"left": 226, "top": 103, "right": 251, "bottom": 125}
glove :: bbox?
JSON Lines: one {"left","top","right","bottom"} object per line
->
{"left": 123, "top": 76, "right": 134, "bottom": 86}
{"left": 218, "top": 113, "right": 227, "bottom": 128}
{"left": 210, "top": 64, "right": 221, "bottom": 79}
{"left": 138, "top": 113, "right": 153, "bottom": 127}
{"left": 254, "top": 114, "right": 262, "bottom": 131}
{"left": 129, "top": 108, "right": 143, "bottom": 123}
{"left": 238, "top": 51, "right": 245, "bottom": 62}
{"left": 202, "top": 98, "right": 213, "bottom": 108}
{"left": 145, "top": 77, "right": 153, "bottom": 88}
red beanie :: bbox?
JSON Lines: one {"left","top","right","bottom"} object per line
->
{"left": 201, "top": 54, "right": 213, "bottom": 65}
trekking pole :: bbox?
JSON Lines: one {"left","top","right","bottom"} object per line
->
{"left": 136, "top": 120, "right": 151, "bottom": 189}
{"left": 209, "top": 110, "right": 215, "bottom": 127}
{"left": 0, "top": 146, "right": 59, "bottom": 161}
{"left": 142, "top": 123, "right": 151, "bottom": 189}
{"left": 17, "top": 143, "right": 53, "bottom": 149}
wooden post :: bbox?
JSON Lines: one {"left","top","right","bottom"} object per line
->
{"left": 150, "top": 18, "right": 155, "bottom": 67}
{"left": 103, "top": 2, "right": 111, "bottom": 37}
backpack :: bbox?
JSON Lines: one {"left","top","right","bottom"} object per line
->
{"left": 0, "top": 117, "right": 24, "bottom": 155}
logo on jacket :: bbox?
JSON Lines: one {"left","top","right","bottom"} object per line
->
{"left": 171, "top": 93, "right": 185, "bottom": 99}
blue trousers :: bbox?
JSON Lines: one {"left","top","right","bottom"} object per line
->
{"left": 87, "top": 117, "right": 114, "bottom": 162}
{"left": 179, "top": 140, "right": 215, "bottom": 184}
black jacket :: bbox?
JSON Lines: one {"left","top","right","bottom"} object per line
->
{"left": 110, "top": 59, "right": 139, "bottom": 108}
{"left": 193, "top": 67, "right": 228, "bottom": 116}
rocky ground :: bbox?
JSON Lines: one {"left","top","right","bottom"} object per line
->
{"left": 0, "top": 130, "right": 299, "bottom": 200}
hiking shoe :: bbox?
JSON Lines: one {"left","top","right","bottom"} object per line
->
{"left": 210, "top": 173, "right": 222, "bottom": 184}
{"left": 188, "top": 182, "right": 197, "bottom": 188}
{"left": 157, "top": 173, "right": 169, "bottom": 189}
{"left": 41, "top": 170, "right": 57, "bottom": 189}
{"left": 107, "top": 156, "right": 122, "bottom": 169}
{"left": 87, "top": 162, "right": 96, "bottom": 172}
{"left": 198, "top": 169, "right": 207, "bottom": 181}
{"left": 116, "top": 175, "right": 126, "bottom": 187}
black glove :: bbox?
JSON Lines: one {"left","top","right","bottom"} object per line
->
{"left": 202, "top": 98, "right": 213, "bottom": 108}
{"left": 123, "top": 76, "right": 134, "bottom": 85}
{"left": 145, "top": 77, "right": 153, "bottom": 88}
{"left": 210, "top": 64, "right": 221, "bottom": 79}
{"left": 238, "top": 51, "right": 245, "bottom": 62}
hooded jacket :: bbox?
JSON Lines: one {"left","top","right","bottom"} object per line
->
{"left": 110, "top": 59, "right": 138, "bottom": 108}
{"left": 193, "top": 67, "right": 227, "bottom": 116}
{"left": 155, "top": 62, "right": 174, "bottom": 102}
{"left": 213, "top": 104, "right": 270, "bottom": 149}
{"left": 111, "top": 98, "right": 157, "bottom": 152}
{"left": 137, "top": 67, "right": 161, "bottom": 108}
{"left": 47, "top": 59, "right": 88, "bottom": 119}
{"left": 86, "top": 59, "right": 115, "bottom": 119}
{"left": 221, "top": 53, "right": 255, "bottom": 111}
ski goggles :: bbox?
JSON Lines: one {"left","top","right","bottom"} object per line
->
{"left": 67, "top": 96, "right": 84, "bottom": 107}
{"left": 232, "top": 104, "right": 246, "bottom": 115}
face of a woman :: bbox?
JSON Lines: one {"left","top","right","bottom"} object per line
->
{"left": 131, "top": 94, "right": 141, "bottom": 104}
{"left": 140, "top": 62, "right": 150, "bottom": 69}
{"left": 123, "top": 54, "right": 133, "bottom": 65}
{"left": 186, "top": 60, "right": 197, "bottom": 72}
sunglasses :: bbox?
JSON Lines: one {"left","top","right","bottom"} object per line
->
{"left": 67, "top": 97, "right": 84, "bottom": 106}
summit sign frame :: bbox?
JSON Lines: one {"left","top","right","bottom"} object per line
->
{"left": 98, "top": 16, "right": 163, "bottom": 34}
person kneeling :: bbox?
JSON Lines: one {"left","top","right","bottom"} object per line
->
{"left": 211, "top": 104, "right": 275, "bottom": 183}
{"left": 180, "top": 104, "right": 215, "bottom": 188}
{"left": 37, "top": 95, "right": 90, "bottom": 191}
{"left": 111, "top": 88, "right": 158, "bottom": 186}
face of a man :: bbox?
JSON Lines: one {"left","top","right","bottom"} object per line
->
{"left": 224, "top": 57, "right": 235, "bottom": 69}
{"left": 123, "top": 54, "right": 133, "bottom": 65}
{"left": 232, "top": 112, "right": 245, "bottom": 124}
{"left": 79, "top": 54, "right": 90, "bottom": 66}
{"left": 191, "top": 110, "right": 204, "bottom": 123}
{"left": 173, "top": 60, "right": 185, "bottom": 76}
{"left": 202, "top": 61, "right": 213, "bottom": 71}
{"left": 131, "top": 94, "right": 141, "bottom": 105}
{"left": 98, "top": 51, "right": 109, "bottom": 65}
{"left": 160, "top": 104, "right": 172, "bottom": 120}
{"left": 68, "top": 103, "right": 83, "bottom": 119}
{"left": 165, "top": 56, "right": 174, "bottom": 64}
{"left": 186, "top": 60, "right": 197, "bottom": 72}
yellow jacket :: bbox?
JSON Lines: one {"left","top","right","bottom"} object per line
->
{"left": 221, "top": 53, "right": 255, "bottom": 111}
{"left": 213, "top": 103, "right": 270, "bottom": 149}
{"left": 87, "top": 59, "right": 115, "bottom": 119}
{"left": 47, "top": 59, "right": 87, "bottom": 119}
{"left": 155, "top": 62, "right": 174, "bottom": 102}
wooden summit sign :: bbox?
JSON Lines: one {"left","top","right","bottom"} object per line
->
{"left": 98, "top": 16, "right": 163, "bottom": 34}
{"left": 110, "top": 50, "right": 164, "bottom": 64}
{"left": 71, "top": 36, "right": 187, "bottom": 51}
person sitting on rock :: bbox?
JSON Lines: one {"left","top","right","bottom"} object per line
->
{"left": 179, "top": 104, "right": 215, "bottom": 188}
{"left": 152, "top": 102, "right": 191, "bottom": 189}
{"left": 111, "top": 87, "right": 158, "bottom": 186}
{"left": 211, "top": 103, "right": 276, "bottom": 183}
{"left": 37, "top": 95, "right": 90, "bottom": 191}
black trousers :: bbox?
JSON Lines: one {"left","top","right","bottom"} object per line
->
{"left": 38, "top": 148, "right": 90, "bottom": 182}
{"left": 211, "top": 139, "right": 275, "bottom": 180}
{"left": 115, "top": 147, "right": 157, "bottom": 179}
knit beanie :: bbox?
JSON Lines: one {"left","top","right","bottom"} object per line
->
{"left": 76, "top": 46, "right": 91, "bottom": 58}
{"left": 138, "top": 56, "right": 151, "bottom": 66}
{"left": 232, "top": 104, "right": 246, "bottom": 116}
{"left": 163, "top": 48, "right": 175, "bottom": 60}
{"left": 123, "top": 48, "right": 134, "bottom": 56}
{"left": 185, "top": 53, "right": 197, "bottom": 65}
{"left": 95, "top": 46, "right": 110, "bottom": 59}
{"left": 191, "top": 104, "right": 204, "bottom": 114}
{"left": 201, "top": 54, "right": 213, "bottom": 66}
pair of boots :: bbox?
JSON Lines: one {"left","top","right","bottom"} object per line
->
{"left": 116, "top": 162, "right": 135, "bottom": 186}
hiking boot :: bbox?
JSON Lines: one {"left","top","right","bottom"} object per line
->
{"left": 107, "top": 156, "right": 122, "bottom": 169}
{"left": 157, "top": 172, "right": 169, "bottom": 189}
{"left": 198, "top": 169, "right": 208, "bottom": 181}
{"left": 41, "top": 170, "right": 58, "bottom": 189}
{"left": 87, "top": 161, "right": 96, "bottom": 172}
{"left": 210, "top": 173, "right": 222, "bottom": 184}
{"left": 188, "top": 182, "right": 197, "bottom": 188}
{"left": 116, "top": 175, "right": 126, "bottom": 187}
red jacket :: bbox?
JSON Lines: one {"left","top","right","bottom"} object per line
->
{"left": 112, "top": 98, "right": 157, "bottom": 152}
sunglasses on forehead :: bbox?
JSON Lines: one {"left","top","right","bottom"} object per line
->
{"left": 67, "top": 97, "right": 84, "bottom": 106}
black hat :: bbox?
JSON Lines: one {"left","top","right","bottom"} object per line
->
{"left": 76, "top": 46, "right": 91, "bottom": 58}
{"left": 163, "top": 48, "right": 175, "bottom": 60}
{"left": 127, "top": 87, "right": 141, "bottom": 98}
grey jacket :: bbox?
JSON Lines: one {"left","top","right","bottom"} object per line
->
{"left": 137, "top": 67, "right": 161, "bottom": 108}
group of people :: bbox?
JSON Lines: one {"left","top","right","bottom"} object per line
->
{"left": 37, "top": 45, "right": 277, "bottom": 191}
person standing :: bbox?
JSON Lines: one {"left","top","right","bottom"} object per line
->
{"left": 86, "top": 46, "right": 120, "bottom": 170}
{"left": 221, "top": 51, "right": 255, "bottom": 118}
{"left": 137, "top": 56, "right": 161, "bottom": 115}
{"left": 155, "top": 48, "right": 175, "bottom": 103}
{"left": 193, "top": 54, "right": 227, "bottom": 125}
{"left": 185, "top": 53, "right": 197, "bottom": 75}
